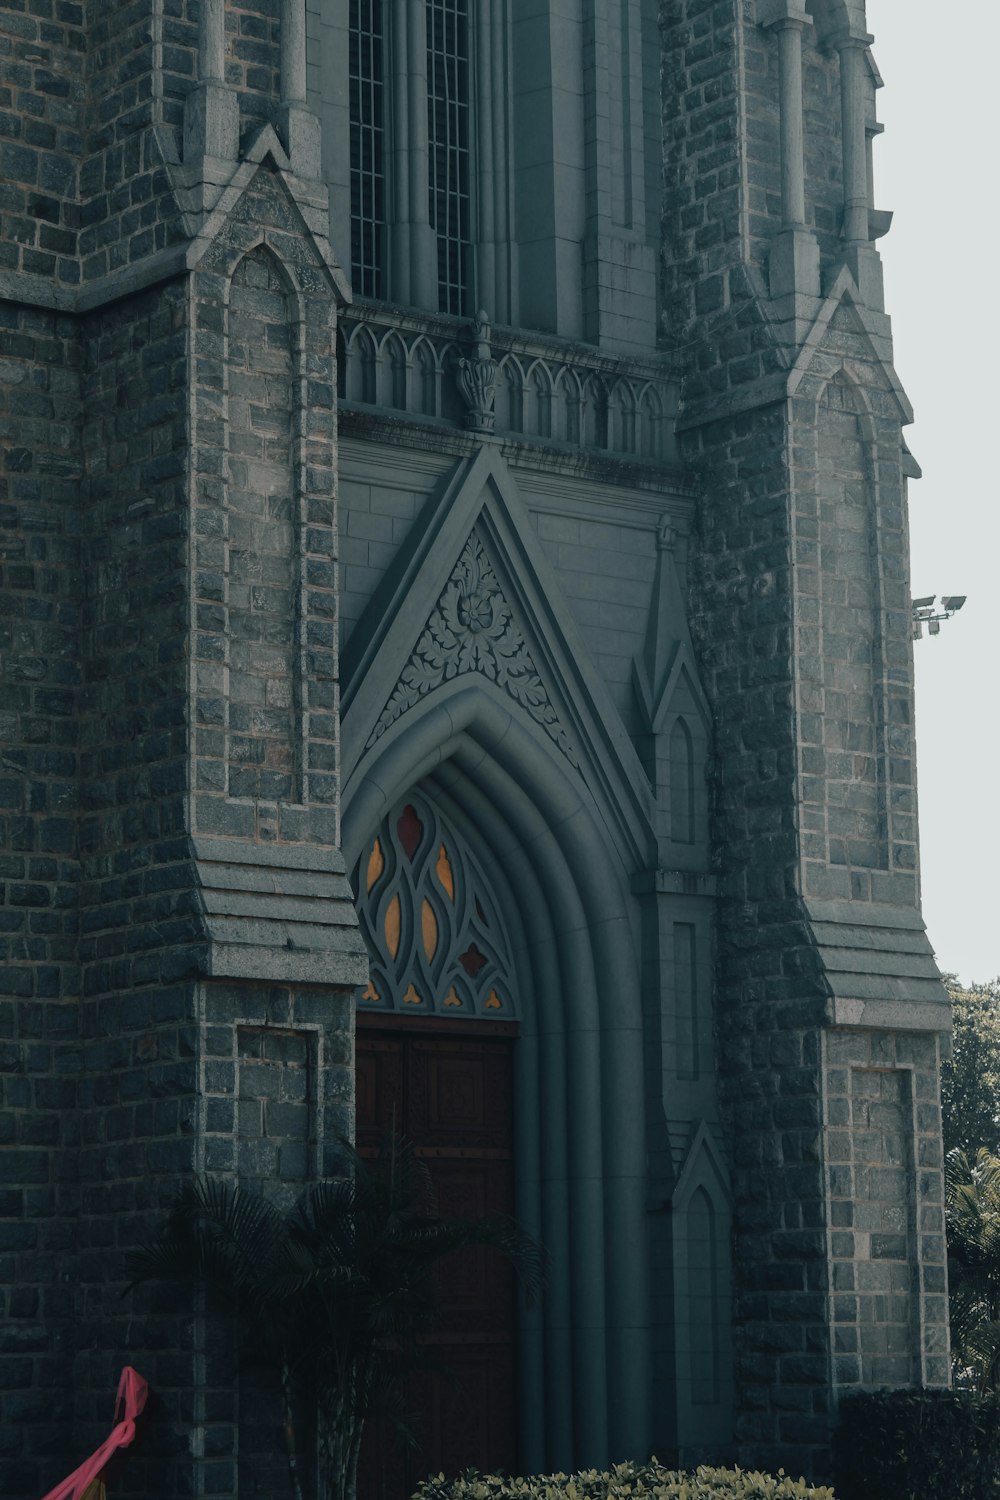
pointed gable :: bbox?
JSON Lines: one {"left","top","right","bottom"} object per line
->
{"left": 340, "top": 445, "right": 657, "bottom": 869}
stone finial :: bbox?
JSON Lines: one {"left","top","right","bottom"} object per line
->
{"left": 455, "top": 309, "right": 498, "bottom": 434}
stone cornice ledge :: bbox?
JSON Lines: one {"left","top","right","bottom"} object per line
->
{"left": 675, "top": 372, "right": 790, "bottom": 433}
{"left": 828, "top": 996, "right": 952, "bottom": 1032}
{"left": 631, "top": 868, "right": 717, "bottom": 897}
{"left": 191, "top": 836, "right": 369, "bottom": 989}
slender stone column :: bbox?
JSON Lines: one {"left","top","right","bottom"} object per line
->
{"left": 202, "top": 0, "right": 225, "bottom": 84}
{"left": 280, "top": 0, "right": 307, "bottom": 105}
{"left": 277, "top": 0, "right": 322, "bottom": 176}
{"left": 759, "top": 1, "right": 819, "bottom": 301}
{"left": 775, "top": 17, "right": 806, "bottom": 227}
{"left": 407, "top": 0, "right": 439, "bottom": 308}
{"left": 183, "top": 0, "right": 238, "bottom": 161}
{"left": 473, "top": 0, "right": 516, "bottom": 323}
{"left": 475, "top": 0, "right": 496, "bottom": 314}
{"left": 837, "top": 35, "right": 870, "bottom": 245}
{"left": 389, "top": 0, "right": 438, "bottom": 308}
{"left": 833, "top": 28, "right": 885, "bottom": 307}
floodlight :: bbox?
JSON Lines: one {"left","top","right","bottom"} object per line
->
{"left": 941, "top": 596, "right": 966, "bottom": 612}
{"left": 911, "top": 595, "right": 936, "bottom": 609}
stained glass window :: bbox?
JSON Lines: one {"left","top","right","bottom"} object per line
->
{"left": 353, "top": 795, "right": 515, "bottom": 1017}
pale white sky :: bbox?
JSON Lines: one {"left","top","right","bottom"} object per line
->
{"left": 866, "top": 2, "right": 1000, "bottom": 984}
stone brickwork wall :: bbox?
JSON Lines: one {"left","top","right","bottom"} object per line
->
{"left": 814, "top": 371, "right": 884, "bottom": 875}
{"left": 201, "top": 980, "right": 353, "bottom": 1500}
{"left": 0, "top": 303, "right": 83, "bottom": 1496}
{"left": 824, "top": 1029, "right": 949, "bottom": 1391}
{"left": 0, "top": 139, "right": 359, "bottom": 1495}
{"left": 662, "top": 4, "right": 869, "bottom": 325}
{"left": 73, "top": 274, "right": 201, "bottom": 1497}
{"left": 0, "top": 3, "right": 84, "bottom": 283}
{"left": 78, "top": 21, "right": 181, "bottom": 295}
{"left": 226, "top": 0, "right": 282, "bottom": 125}
{"left": 225, "top": 246, "right": 300, "bottom": 811}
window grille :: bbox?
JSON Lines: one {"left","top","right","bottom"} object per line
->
{"left": 354, "top": 796, "right": 516, "bottom": 1017}
{"left": 426, "top": 0, "right": 471, "bottom": 315}
{"left": 349, "top": 0, "right": 385, "bottom": 297}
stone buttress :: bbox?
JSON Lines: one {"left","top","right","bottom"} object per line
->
{"left": 663, "top": 0, "right": 949, "bottom": 1474}
{"left": 0, "top": 3, "right": 366, "bottom": 1495}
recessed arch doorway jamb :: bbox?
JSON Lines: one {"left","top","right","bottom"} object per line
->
{"left": 414, "top": 771, "right": 573, "bottom": 1470}
{"left": 342, "top": 679, "right": 651, "bottom": 1470}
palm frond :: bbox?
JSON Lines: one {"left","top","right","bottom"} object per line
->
{"left": 124, "top": 1132, "right": 548, "bottom": 1500}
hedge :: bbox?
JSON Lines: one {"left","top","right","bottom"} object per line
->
{"left": 833, "top": 1388, "right": 1000, "bottom": 1500}
{"left": 414, "top": 1459, "right": 834, "bottom": 1500}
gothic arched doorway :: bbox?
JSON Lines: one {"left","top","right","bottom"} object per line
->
{"left": 352, "top": 794, "right": 520, "bottom": 1496}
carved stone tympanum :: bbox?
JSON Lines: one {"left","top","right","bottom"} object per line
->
{"left": 366, "top": 531, "right": 578, "bottom": 767}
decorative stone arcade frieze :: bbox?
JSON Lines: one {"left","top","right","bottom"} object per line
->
{"left": 339, "top": 303, "right": 678, "bottom": 463}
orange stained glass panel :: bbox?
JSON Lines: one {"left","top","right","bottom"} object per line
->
{"left": 484, "top": 988, "right": 503, "bottom": 1009}
{"left": 361, "top": 978, "right": 381, "bottom": 1002}
{"left": 421, "top": 898, "right": 438, "bottom": 960}
{"left": 443, "top": 985, "right": 463, "bottom": 1007}
{"left": 366, "top": 837, "right": 385, "bottom": 893}
{"left": 384, "top": 894, "right": 401, "bottom": 959}
{"left": 402, "top": 982, "right": 423, "bottom": 1005}
{"left": 436, "top": 843, "right": 455, "bottom": 901}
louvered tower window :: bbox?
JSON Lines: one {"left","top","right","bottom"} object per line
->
{"left": 349, "top": 0, "right": 385, "bottom": 297}
{"left": 427, "top": 0, "right": 471, "bottom": 315}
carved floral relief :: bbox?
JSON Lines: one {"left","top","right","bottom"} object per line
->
{"left": 366, "top": 531, "right": 579, "bottom": 768}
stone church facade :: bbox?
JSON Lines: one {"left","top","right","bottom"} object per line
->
{"left": 0, "top": 0, "right": 951, "bottom": 1495}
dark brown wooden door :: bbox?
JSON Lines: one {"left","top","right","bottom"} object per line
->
{"left": 356, "top": 1021, "right": 517, "bottom": 1499}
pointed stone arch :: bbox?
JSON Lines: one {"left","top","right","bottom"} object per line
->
{"left": 346, "top": 322, "right": 379, "bottom": 403}
{"left": 342, "top": 681, "right": 651, "bottom": 1472}
{"left": 340, "top": 446, "right": 663, "bottom": 1469}
{"left": 381, "top": 327, "right": 408, "bottom": 409}
{"left": 205, "top": 241, "right": 307, "bottom": 816}
{"left": 669, "top": 1121, "right": 735, "bottom": 1460}
{"left": 669, "top": 717, "right": 696, "bottom": 845}
{"left": 497, "top": 353, "right": 525, "bottom": 431}
{"left": 341, "top": 444, "right": 656, "bottom": 871}
{"left": 411, "top": 334, "right": 440, "bottom": 416}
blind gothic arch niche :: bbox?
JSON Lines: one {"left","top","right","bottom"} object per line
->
{"left": 353, "top": 792, "right": 517, "bottom": 1018}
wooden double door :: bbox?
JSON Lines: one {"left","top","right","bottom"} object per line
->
{"left": 356, "top": 1019, "right": 518, "bottom": 1497}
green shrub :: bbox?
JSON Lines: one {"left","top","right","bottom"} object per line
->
{"left": 833, "top": 1388, "right": 1000, "bottom": 1500}
{"left": 413, "top": 1458, "right": 834, "bottom": 1500}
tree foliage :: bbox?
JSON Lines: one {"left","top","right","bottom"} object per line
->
{"left": 125, "top": 1136, "right": 546, "bottom": 1500}
{"left": 940, "top": 976, "right": 1000, "bottom": 1158}
{"left": 946, "top": 1146, "right": 1000, "bottom": 1395}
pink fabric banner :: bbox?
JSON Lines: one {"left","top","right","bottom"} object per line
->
{"left": 39, "top": 1367, "right": 149, "bottom": 1500}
